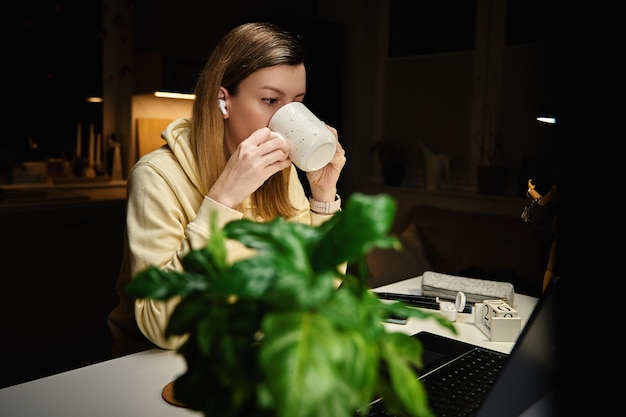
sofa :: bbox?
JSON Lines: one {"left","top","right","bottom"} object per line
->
{"left": 362, "top": 205, "right": 555, "bottom": 298}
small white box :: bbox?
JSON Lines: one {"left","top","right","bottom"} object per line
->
{"left": 474, "top": 301, "right": 521, "bottom": 342}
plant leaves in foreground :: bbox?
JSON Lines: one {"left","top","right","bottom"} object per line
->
{"left": 125, "top": 193, "right": 455, "bottom": 417}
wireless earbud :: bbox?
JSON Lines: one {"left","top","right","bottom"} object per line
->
{"left": 218, "top": 99, "right": 227, "bottom": 115}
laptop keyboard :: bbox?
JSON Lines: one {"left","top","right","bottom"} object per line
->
{"left": 365, "top": 348, "right": 508, "bottom": 417}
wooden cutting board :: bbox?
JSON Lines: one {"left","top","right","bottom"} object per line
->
{"left": 136, "top": 118, "right": 172, "bottom": 157}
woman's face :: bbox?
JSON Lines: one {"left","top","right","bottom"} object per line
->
{"left": 223, "top": 63, "right": 306, "bottom": 156}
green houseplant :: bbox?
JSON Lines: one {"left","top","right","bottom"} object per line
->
{"left": 125, "top": 193, "right": 454, "bottom": 417}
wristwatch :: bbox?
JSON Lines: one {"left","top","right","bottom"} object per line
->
{"left": 309, "top": 194, "right": 341, "bottom": 215}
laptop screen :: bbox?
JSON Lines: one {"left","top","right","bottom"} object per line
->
{"left": 475, "top": 276, "right": 560, "bottom": 417}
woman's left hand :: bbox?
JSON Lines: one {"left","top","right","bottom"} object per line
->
{"left": 306, "top": 124, "right": 346, "bottom": 202}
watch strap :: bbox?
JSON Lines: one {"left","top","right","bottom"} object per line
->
{"left": 309, "top": 194, "right": 341, "bottom": 215}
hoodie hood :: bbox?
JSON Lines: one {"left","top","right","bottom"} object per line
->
{"left": 161, "top": 118, "right": 204, "bottom": 192}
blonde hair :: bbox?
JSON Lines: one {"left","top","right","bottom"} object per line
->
{"left": 190, "top": 22, "right": 307, "bottom": 220}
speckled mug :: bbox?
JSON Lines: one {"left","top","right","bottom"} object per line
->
{"left": 269, "top": 102, "right": 336, "bottom": 172}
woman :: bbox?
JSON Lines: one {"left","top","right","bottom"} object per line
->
{"left": 107, "top": 22, "right": 346, "bottom": 356}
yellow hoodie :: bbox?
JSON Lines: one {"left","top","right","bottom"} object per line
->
{"left": 107, "top": 118, "right": 336, "bottom": 356}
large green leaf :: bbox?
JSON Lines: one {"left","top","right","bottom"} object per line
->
{"left": 311, "top": 194, "right": 399, "bottom": 270}
{"left": 259, "top": 310, "right": 373, "bottom": 417}
{"left": 124, "top": 266, "right": 208, "bottom": 300}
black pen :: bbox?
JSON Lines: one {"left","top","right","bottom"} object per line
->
{"left": 373, "top": 292, "right": 472, "bottom": 314}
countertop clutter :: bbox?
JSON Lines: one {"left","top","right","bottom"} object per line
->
{"left": 2, "top": 130, "right": 125, "bottom": 208}
{"left": 0, "top": 180, "right": 126, "bottom": 210}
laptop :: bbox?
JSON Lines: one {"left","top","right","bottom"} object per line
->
{"left": 367, "top": 276, "right": 560, "bottom": 417}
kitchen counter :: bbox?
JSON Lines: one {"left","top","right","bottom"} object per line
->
{"left": 0, "top": 178, "right": 128, "bottom": 387}
{"left": 0, "top": 180, "right": 126, "bottom": 212}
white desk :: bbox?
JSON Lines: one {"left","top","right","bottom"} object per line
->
{"left": 378, "top": 275, "right": 538, "bottom": 354}
{"left": 0, "top": 276, "right": 538, "bottom": 417}
{"left": 0, "top": 349, "right": 198, "bottom": 417}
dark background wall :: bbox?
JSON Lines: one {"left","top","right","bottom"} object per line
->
{"left": 8, "top": 1, "right": 103, "bottom": 164}
{"left": 8, "top": 0, "right": 556, "bottom": 193}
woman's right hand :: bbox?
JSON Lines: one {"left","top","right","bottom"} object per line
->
{"left": 207, "top": 127, "right": 292, "bottom": 208}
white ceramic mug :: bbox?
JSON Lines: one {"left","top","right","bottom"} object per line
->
{"left": 268, "top": 102, "right": 337, "bottom": 172}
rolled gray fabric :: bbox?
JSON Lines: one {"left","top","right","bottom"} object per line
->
{"left": 421, "top": 271, "right": 515, "bottom": 304}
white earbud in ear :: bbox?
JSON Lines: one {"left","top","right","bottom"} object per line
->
{"left": 218, "top": 99, "right": 227, "bottom": 115}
